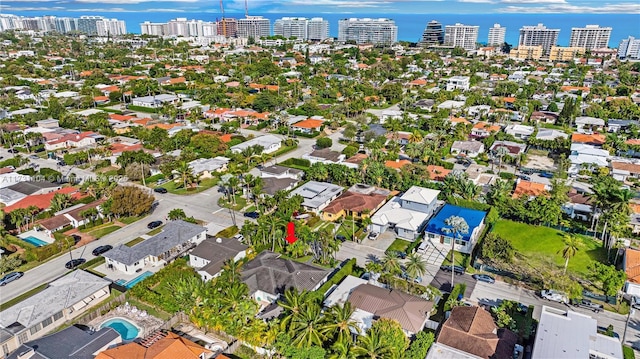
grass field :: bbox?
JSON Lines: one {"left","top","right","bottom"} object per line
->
{"left": 86, "top": 225, "right": 121, "bottom": 239}
{"left": 386, "top": 238, "right": 410, "bottom": 253}
{"left": 492, "top": 220, "right": 607, "bottom": 275}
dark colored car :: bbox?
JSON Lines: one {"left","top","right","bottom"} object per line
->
{"left": 92, "top": 245, "right": 113, "bottom": 256}
{"left": 57, "top": 161, "right": 66, "bottom": 166}
{"left": 71, "top": 234, "right": 82, "bottom": 244}
{"left": 7, "top": 149, "right": 18, "bottom": 154}
{"left": 335, "top": 234, "right": 347, "bottom": 242}
{"left": 243, "top": 211, "right": 260, "bottom": 219}
{"left": 153, "top": 187, "right": 168, "bottom": 193}
{"left": 65, "top": 258, "right": 86, "bottom": 269}
{"left": 571, "top": 298, "right": 603, "bottom": 312}
{"left": 472, "top": 274, "right": 496, "bottom": 284}
{"left": 147, "top": 220, "right": 163, "bottom": 229}
{"left": 540, "top": 172, "right": 554, "bottom": 178}
{"left": 441, "top": 265, "right": 466, "bottom": 275}
{"left": 0, "top": 272, "right": 24, "bottom": 286}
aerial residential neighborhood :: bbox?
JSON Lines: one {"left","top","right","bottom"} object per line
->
{"left": 0, "top": 4, "right": 639, "bottom": 359}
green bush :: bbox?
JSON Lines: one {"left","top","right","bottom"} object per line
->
{"left": 444, "top": 283, "right": 467, "bottom": 311}
{"left": 126, "top": 105, "right": 158, "bottom": 113}
{"left": 306, "top": 216, "right": 321, "bottom": 227}
{"left": 216, "top": 225, "right": 239, "bottom": 238}
{"left": 282, "top": 158, "right": 311, "bottom": 168}
{"left": 499, "top": 172, "right": 515, "bottom": 180}
{"left": 29, "top": 237, "right": 74, "bottom": 261}
{"left": 17, "top": 168, "right": 36, "bottom": 176}
{"left": 94, "top": 160, "right": 112, "bottom": 170}
{"left": 315, "top": 137, "right": 332, "bottom": 149}
{"left": 317, "top": 258, "right": 356, "bottom": 294}
{"left": 40, "top": 168, "right": 62, "bottom": 179}
{"left": 256, "top": 121, "right": 269, "bottom": 130}
{"left": 623, "top": 346, "right": 635, "bottom": 359}
{"left": 406, "top": 238, "right": 422, "bottom": 253}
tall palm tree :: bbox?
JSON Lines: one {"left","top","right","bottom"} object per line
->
{"left": 176, "top": 161, "right": 193, "bottom": 189}
{"left": 443, "top": 216, "right": 469, "bottom": 289}
{"left": 559, "top": 234, "right": 583, "bottom": 274}
{"left": 382, "top": 252, "right": 402, "bottom": 275}
{"left": 493, "top": 145, "right": 510, "bottom": 172}
{"left": 279, "top": 288, "right": 312, "bottom": 330}
{"left": 405, "top": 253, "right": 428, "bottom": 281}
{"left": 289, "top": 302, "right": 326, "bottom": 348}
{"left": 50, "top": 193, "right": 73, "bottom": 212}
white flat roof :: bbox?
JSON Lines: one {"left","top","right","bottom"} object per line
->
{"left": 324, "top": 275, "right": 367, "bottom": 308}
{"left": 371, "top": 197, "right": 430, "bottom": 231}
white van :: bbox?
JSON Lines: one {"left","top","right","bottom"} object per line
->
{"left": 418, "top": 241, "right": 429, "bottom": 252}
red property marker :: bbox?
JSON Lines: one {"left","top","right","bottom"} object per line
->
{"left": 285, "top": 222, "right": 298, "bottom": 244}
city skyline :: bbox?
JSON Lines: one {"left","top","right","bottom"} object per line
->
{"left": 1, "top": 0, "right": 640, "bottom": 15}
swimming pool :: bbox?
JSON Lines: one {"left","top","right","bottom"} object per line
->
{"left": 100, "top": 318, "right": 140, "bottom": 341}
{"left": 116, "top": 271, "right": 154, "bottom": 289}
{"left": 21, "top": 236, "right": 48, "bottom": 247}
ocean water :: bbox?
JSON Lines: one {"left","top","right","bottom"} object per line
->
{"left": 9, "top": 11, "right": 640, "bottom": 47}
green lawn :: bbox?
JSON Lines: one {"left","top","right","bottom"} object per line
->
{"left": 492, "top": 220, "right": 607, "bottom": 275}
{"left": 147, "top": 227, "right": 163, "bottom": 236}
{"left": 386, "top": 238, "right": 410, "bottom": 253}
{"left": 125, "top": 237, "right": 145, "bottom": 247}
{"left": 218, "top": 195, "right": 247, "bottom": 211}
{"left": 163, "top": 177, "right": 219, "bottom": 195}
{"left": 119, "top": 216, "right": 144, "bottom": 225}
{"left": 442, "top": 250, "right": 471, "bottom": 268}
{"left": 337, "top": 220, "right": 362, "bottom": 241}
{"left": 86, "top": 225, "right": 121, "bottom": 239}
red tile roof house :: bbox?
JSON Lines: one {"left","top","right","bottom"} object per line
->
{"left": 44, "top": 131, "right": 104, "bottom": 151}
{"left": 291, "top": 118, "right": 324, "bottom": 134}
{"left": 36, "top": 199, "right": 105, "bottom": 239}
{"left": 3, "top": 187, "right": 84, "bottom": 213}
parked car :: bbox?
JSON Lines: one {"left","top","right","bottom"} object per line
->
{"left": 233, "top": 234, "right": 244, "bottom": 242}
{"left": 367, "top": 232, "right": 380, "bottom": 241}
{"left": 57, "top": 161, "right": 66, "bottom": 166}
{"left": 65, "top": 258, "right": 86, "bottom": 269}
{"left": 0, "top": 272, "right": 24, "bottom": 286}
{"left": 147, "top": 220, "right": 163, "bottom": 229}
{"left": 153, "top": 187, "right": 168, "bottom": 194}
{"left": 540, "top": 172, "right": 554, "bottom": 178}
{"left": 540, "top": 289, "right": 569, "bottom": 303}
{"left": 571, "top": 298, "right": 603, "bottom": 312}
{"left": 71, "top": 234, "right": 82, "bottom": 244}
{"left": 157, "top": 178, "right": 169, "bottom": 185}
{"left": 29, "top": 155, "right": 39, "bottom": 160}
{"left": 243, "top": 211, "right": 260, "bottom": 219}
{"left": 472, "top": 274, "right": 496, "bottom": 284}
{"left": 7, "top": 149, "right": 18, "bottom": 154}
{"left": 335, "top": 234, "right": 347, "bottom": 242}
{"left": 441, "top": 265, "right": 466, "bottom": 275}
{"left": 632, "top": 296, "right": 640, "bottom": 310}
{"left": 597, "top": 326, "right": 620, "bottom": 339}
{"left": 92, "top": 245, "right": 113, "bottom": 256}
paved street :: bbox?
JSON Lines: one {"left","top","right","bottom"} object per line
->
{"left": 0, "top": 185, "right": 235, "bottom": 304}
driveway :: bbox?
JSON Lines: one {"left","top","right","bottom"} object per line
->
{"left": 336, "top": 240, "right": 386, "bottom": 267}
{"left": 361, "top": 231, "right": 397, "bottom": 251}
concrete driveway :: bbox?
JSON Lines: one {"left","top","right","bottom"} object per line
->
{"left": 361, "top": 231, "right": 397, "bottom": 251}
{"left": 336, "top": 240, "right": 387, "bottom": 267}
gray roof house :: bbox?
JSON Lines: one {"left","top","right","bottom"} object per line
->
{"left": 189, "top": 236, "right": 248, "bottom": 282}
{"left": 260, "top": 165, "right": 303, "bottom": 180}
{"left": 131, "top": 94, "right": 178, "bottom": 108}
{"left": 0, "top": 271, "right": 111, "bottom": 358}
{"left": 262, "top": 177, "right": 300, "bottom": 196}
{"left": 241, "top": 251, "right": 331, "bottom": 306}
{"left": 104, "top": 220, "right": 206, "bottom": 275}
{"left": 450, "top": 141, "right": 485, "bottom": 158}
{"left": 6, "top": 325, "right": 120, "bottom": 359}
{"left": 6, "top": 181, "right": 61, "bottom": 196}
{"left": 290, "top": 181, "right": 344, "bottom": 213}
{"left": 536, "top": 129, "right": 568, "bottom": 141}
{"left": 230, "top": 134, "right": 282, "bottom": 155}
{"left": 188, "top": 157, "right": 230, "bottom": 178}
{"left": 303, "top": 148, "right": 346, "bottom": 165}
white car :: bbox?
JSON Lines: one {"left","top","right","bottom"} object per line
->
{"left": 540, "top": 289, "right": 568, "bottom": 303}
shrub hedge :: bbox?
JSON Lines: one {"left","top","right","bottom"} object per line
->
{"left": 317, "top": 258, "right": 356, "bottom": 295}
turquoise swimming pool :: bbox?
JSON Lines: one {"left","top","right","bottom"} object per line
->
{"left": 100, "top": 318, "right": 140, "bottom": 341}
{"left": 115, "top": 271, "right": 154, "bottom": 289}
{"left": 21, "top": 236, "right": 48, "bottom": 247}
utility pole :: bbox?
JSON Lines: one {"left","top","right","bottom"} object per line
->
{"left": 623, "top": 307, "right": 635, "bottom": 344}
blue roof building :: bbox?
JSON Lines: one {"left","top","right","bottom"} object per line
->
{"left": 424, "top": 204, "right": 487, "bottom": 254}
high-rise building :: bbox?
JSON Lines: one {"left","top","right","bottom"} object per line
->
{"left": 77, "top": 16, "right": 103, "bottom": 35}
{"left": 420, "top": 20, "right": 444, "bottom": 46}
{"left": 140, "top": 18, "right": 216, "bottom": 37}
{"left": 140, "top": 21, "right": 165, "bottom": 36}
{"left": 444, "top": 23, "right": 479, "bottom": 51}
{"left": 569, "top": 25, "right": 612, "bottom": 50}
{"left": 273, "top": 17, "right": 329, "bottom": 41}
{"left": 274, "top": 17, "right": 308, "bottom": 40}
{"left": 308, "top": 17, "right": 330, "bottom": 41}
{"left": 519, "top": 23, "right": 559, "bottom": 55}
{"left": 96, "top": 18, "right": 126, "bottom": 36}
{"left": 488, "top": 23, "right": 506, "bottom": 46}
{"left": 338, "top": 18, "right": 397, "bottom": 45}
{"left": 237, "top": 16, "right": 270, "bottom": 40}
{"left": 618, "top": 36, "right": 640, "bottom": 60}
{"left": 54, "top": 17, "right": 77, "bottom": 33}
{"left": 217, "top": 18, "right": 238, "bottom": 37}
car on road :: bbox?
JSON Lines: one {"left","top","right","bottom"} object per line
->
{"left": 147, "top": 220, "right": 163, "bottom": 229}
{"left": 632, "top": 296, "right": 640, "bottom": 310}
{"left": 571, "top": 298, "right": 603, "bottom": 312}
{"left": 153, "top": 187, "right": 168, "bottom": 193}
{"left": 0, "top": 272, "right": 24, "bottom": 286}
{"left": 367, "top": 232, "right": 379, "bottom": 241}
{"left": 233, "top": 234, "right": 244, "bottom": 242}
{"left": 243, "top": 211, "right": 260, "bottom": 219}
{"left": 7, "top": 149, "right": 18, "bottom": 154}
{"left": 440, "top": 265, "right": 466, "bottom": 275}
{"left": 472, "top": 274, "right": 496, "bottom": 283}
{"left": 335, "top": 234, "right": 347, "bottom": 242}
{"left": 57, "top": 161, "right": 66, "bottom": 166}
{"left": 65, "top": 258, "right": 86, "bottom": 269}
{"left": 92, "top": 245, "right": 113, "bottom": 256}
{"left": 540, "top": 289, "right": 569, "bottom": 303}
{"left": 29, "top": 155, "right": 39, "bottom": 160}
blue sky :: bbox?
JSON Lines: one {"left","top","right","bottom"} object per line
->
{"left": 1, "top": 0, "right": 639, "bottom": 14}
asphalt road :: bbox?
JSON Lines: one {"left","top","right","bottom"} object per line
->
{"left": 0, "top": 185, "right": 234, "bottom": 304}
{"left": 430, "top": 268, "right": 478, "bottom": 297}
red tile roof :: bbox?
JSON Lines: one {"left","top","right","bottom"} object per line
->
{"left": 385, "top": 159, "right": 411, "bottom": 169}
{"left": 626, "top": 248, "right": 640, "bottom": 284}
{"left": 322, "top": 190, "right": 388, "bottom": 215}
{"left": 426, "top": 165, "right": 451, "bottom": 181}
{"left": 571, "top": 133, "right": 605, "bottom": 145}
{"left": 292, "top": 119, "right": 323, "bottom": 129}
{"left": 512, "top": 180, "right": 547, "bottom": 198}
{"left": 3, "top": 187, "right": 83, "bottom": 213}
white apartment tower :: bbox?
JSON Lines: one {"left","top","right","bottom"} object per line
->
{"left": 140, "top": 21, "right": 165, "bottom": 36}
{"left": 96, "top": 18, "right": 126, "bottom": 36}
{"left": 237, "top": 16, "right": 270, "bottom": 40}
{"left": 444, "top": 23, "right": 479, "bottom": 51}
{"left": 274, "top": 17, "right": 308, "bottom": 40}
{"left": 519, "top": 23, "right": 559, "bottom": 55}
{"left": 488, "top": 23, "right": 506, "bottom": 46}
{"left": 569, "top": 25, "right": 612, "bottom": 50}
{"left": 308, "top": 18, "right": 330, "bottom": 41}
{"left": 618, "top": 36, "right": 640, "bottom": 60}
{"left": 338, "top": 18, "right": 397, "bottom": 45}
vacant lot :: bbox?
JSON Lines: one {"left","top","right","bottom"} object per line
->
{"left": 492, "top": 220, "right": 607, "bottom": 276}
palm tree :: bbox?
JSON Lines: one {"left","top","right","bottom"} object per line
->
{"left": 493, "top": 145, "right": 510, "bottom": 172}
{"left": 176, "top": 161, "right": 193, "bottom": 189}
{"left": 168, "top": 208, "right": 187, "bottom": 220}
{"left": 279, "top": 288, "right": 313, "bottom": 330}
{"left": 50, "top": 193, "right": 73, "bottom": 212}
{"left": 321, "top": 302, "right": 360, "bottom": 345}
{"left": 408, "top": 130, "right": 423, "bottom": 144}
{"left": 382, "top": 252, "right": 402, "bottom": 275}
{"left": 443, "top": 216, "right": 469, "bottom": 289}
{"left": 559, "top": 234, "right": 583, "bottom": 274}
{"left": 289, "top": 302, "right": 326, "bottom": 348}
{"left": 352, "top": 329, "right": 391, "bottom": 359}
{"left": 405, "top": 253, "right": 427, "bottom": 281}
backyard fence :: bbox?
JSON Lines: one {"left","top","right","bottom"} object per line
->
{"left": 76, "top": 293, "right": 127, "bottom": 325}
